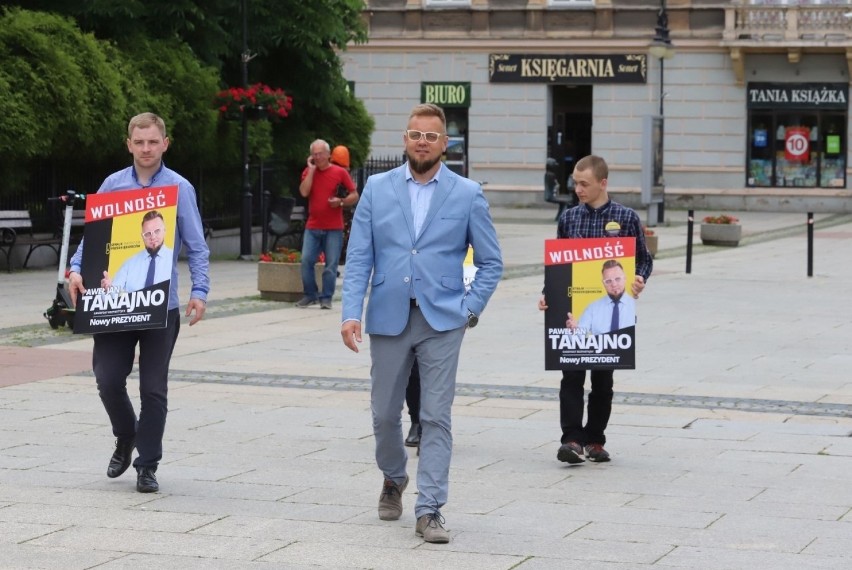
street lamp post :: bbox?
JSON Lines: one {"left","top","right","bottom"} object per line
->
{"left": 239, "top": 0, "right": 254, "bottom": 259}
{"left": 649, "top": 0, "right": 674, "bottom": 224}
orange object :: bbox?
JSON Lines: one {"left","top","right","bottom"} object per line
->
{"left": 331, "top": 145, "right": 350, "bottom": 169}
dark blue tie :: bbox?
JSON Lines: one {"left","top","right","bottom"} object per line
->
{"left": 145, "top": 253, "right": 157, "bottom": 288}
{"left": 610, "top": 299, "right": 619, "bottom": 332}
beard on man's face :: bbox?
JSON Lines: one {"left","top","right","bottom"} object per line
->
{"left": 145, "top": 243, "right": 163, "bottom": 256}
{"left": 408, "top": 155, "right": 441, "bottom": 175}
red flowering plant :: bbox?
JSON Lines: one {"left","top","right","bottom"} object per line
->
{"left": 642, "top": 224, "right": 655, "bottom": 236}
{"left": 259, "top": 248, "right": 325, "bottom": 264}
{"left": 214, "top": 83, "right": 293, "bottom": 122}
{"left": 259, "top": 248, "right": 301, "bottom": 263}
{"left": 702, "top": 214, "right": 739, "bottom": 224}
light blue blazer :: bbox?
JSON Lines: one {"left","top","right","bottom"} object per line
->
{"left": 342, "top": 163, "right": 503, "bottom": 335}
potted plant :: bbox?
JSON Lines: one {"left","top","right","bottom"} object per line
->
{"left": 700, "top": 214, "right": 741, "bottom": 247}
{"left": 257, "top": 248, "right": 323, "bottom": 301}
{"left": 642, "top": 225, "right": 658, "bottom": 258}
{"left": 214, "top": 83, "right": 293, "bottom": 122}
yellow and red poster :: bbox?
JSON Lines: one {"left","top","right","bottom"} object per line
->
{"left": 74, "top": 186, "right": 178, "bottom": 334}
{"left": 543, "top": 237, "right": 637, "bottom": 370}
{"left": 463, "top": 246, "right": 477, "bottom": 291}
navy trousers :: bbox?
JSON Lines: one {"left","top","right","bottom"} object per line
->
{"left": 560, "top": 369, "right": 614, "bottom": 446}
{"left": 93, "top": 309, "right": 180, "bottom": 468}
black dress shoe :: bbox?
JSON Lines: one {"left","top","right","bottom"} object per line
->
{"left": 106, "top": 437, "right": 135, "bottom": 478}
{"left": 136, "top": 466, "right": 159, "bottom": 493}
{"left": 405, "top": 422, "right": 421, "bottom": 447}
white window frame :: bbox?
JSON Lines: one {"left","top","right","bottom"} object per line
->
{"left": 425, "top": 0, "right": 471, "bottom": 6}
{"left": 549, "top": 0, "right": 595, "bottom": 7}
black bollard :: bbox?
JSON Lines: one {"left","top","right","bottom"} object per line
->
{"left": 807, "top": 212, "right": 813, "bottom": 277}
{"left": 686, "top": 209, "right": 694, "bottom": 274}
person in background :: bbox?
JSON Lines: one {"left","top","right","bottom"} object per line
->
{"left": 538, "top": 154, "right": 652, "bottom": 465}
{"left": 297, "top": 139, "right": 358, "bottom": 309}
{"left": 544, "top": 157, "right": 561, "bottom": 221}
{"left": 330, "top": 145, "right": 356, "bottom": 266}
{"left": 404, "top": 361, "right": 421, "bottom": 448}
{"left": 68, "top": 112, "right": 210, "bottom": 494}
{"left": 331, "top": 145, "right": 350, "bottom": 172}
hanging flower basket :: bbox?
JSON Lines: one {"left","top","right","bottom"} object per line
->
{"left": 214, "top": 83, "right": 293, "bottom": 122}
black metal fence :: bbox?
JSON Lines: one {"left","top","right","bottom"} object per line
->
{"left": 353, "top": 154, "right": 406, "bottom": 193}
{"left": 1, "top": 154, "right": 406, "bottom": 234}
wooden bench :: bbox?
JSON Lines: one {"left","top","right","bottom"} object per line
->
{"left": 0, "top": 210, "right": 85, "bottom": 272}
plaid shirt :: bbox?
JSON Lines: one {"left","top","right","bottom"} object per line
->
{"left": 557, "top": 200, "right": 653, "bottom": 281}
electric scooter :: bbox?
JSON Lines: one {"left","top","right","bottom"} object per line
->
{"left": 44, "top": 189, "right": 85, "bottom": 330}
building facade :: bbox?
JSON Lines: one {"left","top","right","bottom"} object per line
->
{"left": 342, "top": 0, "right": 852, "bottom": 212}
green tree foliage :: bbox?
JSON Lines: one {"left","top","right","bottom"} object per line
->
{"left": 241, "top": 0, "right": 372, "bottom": 167}
{"left": 13, "top": 0, "right": 233, "bottom": 65}
{"left": 0, "top": 8, "right": 127, "bottom": 160}
{"left": 3, "top": 1, "right": 374, "bottom": 217}
{"left": 12, "top": 0, "right": 374, "bottom": 166}
{"left": 121, "top": 38, "right": 222, "bottom": 169}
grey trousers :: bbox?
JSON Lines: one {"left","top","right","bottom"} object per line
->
{"left": 369, "top": 306, "right": 465, "bottom": 519}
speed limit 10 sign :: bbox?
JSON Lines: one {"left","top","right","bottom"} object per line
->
{"left": 785, "top": 127, "right": 810, "bottom": 162}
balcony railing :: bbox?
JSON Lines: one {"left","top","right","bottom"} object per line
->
{"left": 724, "top": 3, "right": 852, "bottom": 42}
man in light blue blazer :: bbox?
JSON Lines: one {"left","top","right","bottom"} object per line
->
{"left": 341, "top": 103, "right": 503, "bottom": 543}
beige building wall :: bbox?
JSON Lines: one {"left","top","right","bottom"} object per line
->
{"left": 345, "top": 1, "right": 852, "bottom": 211}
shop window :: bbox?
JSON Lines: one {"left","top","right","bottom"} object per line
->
{"left": 746, "top": 83, "right": 847, "bottom": 189}
{"left": 748, "top": 113, "right": 773, "bottom": 187}
{"left": 774, "top": 113, "right": 819, "bottom": 187}
{"left": 820, "top": 115, "right": 846, "bottom": 187}
{"left": 443, "top": 108, "right": 468, "bottom": 177}
{"left": 421, "top": 82, "right": 471, "bottom": 177}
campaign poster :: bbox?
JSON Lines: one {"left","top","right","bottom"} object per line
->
{"left": 74, "top": 186, "right": 178, "bottom": 334}
{"left": 543, "top": 237, "right": 637, "bottom": 370}
{"left": 463, "top": 246, "right": 477, "bottom": 291}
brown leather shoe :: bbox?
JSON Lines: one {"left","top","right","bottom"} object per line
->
{"left": 416, "top": 512, "right": 450, "bottom": 543}
{"left": 377, "top": 475, "right": 408, "bottom": 520}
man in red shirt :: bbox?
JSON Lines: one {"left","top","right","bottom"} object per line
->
{"left": 297, "top": 139, "right": 358, "bottom": 309}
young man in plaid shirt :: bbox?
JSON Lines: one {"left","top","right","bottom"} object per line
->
{"left": 538, "top": 155, "right": 653, "bottom": 464}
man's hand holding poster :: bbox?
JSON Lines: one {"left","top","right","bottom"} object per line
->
{"left": 544, "top": 237, "right": 637, "bottom": 370}
{"left": 74, "top": 186, "right": 178, "bottom": 334}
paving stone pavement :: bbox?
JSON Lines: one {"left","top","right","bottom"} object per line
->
{"left": 1, "top": 206, "right": 851, "bottom": 569}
